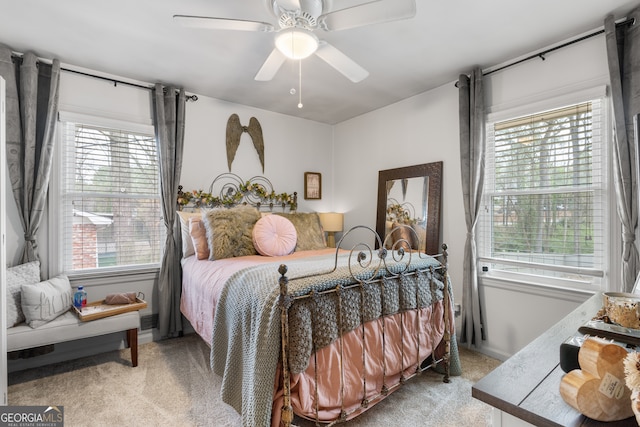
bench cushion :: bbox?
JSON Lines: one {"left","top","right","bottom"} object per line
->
{"left": 7, "top": 310, "right": 140, "bottom": 352}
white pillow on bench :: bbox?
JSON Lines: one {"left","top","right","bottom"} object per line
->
{"left": 21, "top": 275, "right": 73, "bottom": 328}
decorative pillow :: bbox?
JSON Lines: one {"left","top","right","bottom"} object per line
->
{"left": 189, "top": 216, "right": 210, "bottom": 260}
{"left": 6, "top": 260, "right": 41, "bottom": 328}
{"left": 391, "top": 222, "right": 417, "bottom": 251}
{"left": 384, "top": 220, "right": 395, "bottom": 249}
{"left": 252, "top": 214, "right": 297, "bottom": 257}
{"left": 412, "top": 222, "right": 427, "bottom": 252}
{"left": 274, "top": 212, "right": 326, "bottom": 251}
{"left": 177, "top": 210, "right": 201, "bottom": 259}
{"left": 21, "top": 274, "right": 73, "bottom": 328}
{"left": 202, "top": 205, "right": 261, "bottom": 260}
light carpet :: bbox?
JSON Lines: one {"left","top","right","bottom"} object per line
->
{"left": 8, "top": 334, "right": 500, "bottom": 426}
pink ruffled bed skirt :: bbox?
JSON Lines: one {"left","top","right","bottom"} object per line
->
{"left": 271, "top": 301, "right": 447, "bottom": 426}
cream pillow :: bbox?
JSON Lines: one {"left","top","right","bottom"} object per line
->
{"left": 177, "top": 210, "right": 201, "bottom": 258}
{"left": 21, "top": 275, "right": 73, "bottom": 328}
{"left": 252, "top": 214, "right": 297, "bottom": 257}
{"left": 6, "top": 260, "right": 41, "bottom": 327}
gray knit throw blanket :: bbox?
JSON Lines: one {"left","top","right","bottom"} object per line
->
{"left": 210, "top": 252, "right": 447, "bottom": 427}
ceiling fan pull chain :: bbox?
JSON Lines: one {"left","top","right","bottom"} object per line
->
{"left": 298, "top": 59, "right": 303, "bottom": 109}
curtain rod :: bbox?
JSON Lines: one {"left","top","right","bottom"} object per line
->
{"left": 10, "top": 52, "right": 198, "bottom": 101}
{"left": 456, "top": 17, "right": 635, "bottom": 86}
{"left": 61, "top": 67, "right": 198, "bottom": 101}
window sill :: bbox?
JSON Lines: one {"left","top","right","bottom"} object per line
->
{"left": 67, "top": 265, "right": 160, "bottom": 287}
{"left": 479, "top": 270, "right": 598, "bottom": 301}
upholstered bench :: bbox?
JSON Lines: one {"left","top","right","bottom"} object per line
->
{"left": 7, "top": 310, "right": 141, "bottom": 367}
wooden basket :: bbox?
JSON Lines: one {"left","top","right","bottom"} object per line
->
{"left": 72, "top": 298, "right": 147, "bottom": 322}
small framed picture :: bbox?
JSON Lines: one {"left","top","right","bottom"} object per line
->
{"left": 304, "top": 172, "right": 322, "bottom": 200}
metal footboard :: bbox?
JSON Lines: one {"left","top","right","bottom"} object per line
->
{"left": 278, "top": 226, "right": 451, "bottom": 426}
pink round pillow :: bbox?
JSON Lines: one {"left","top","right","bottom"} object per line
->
{"left": 252, "top": 214, "right": 297, "bottom": 257}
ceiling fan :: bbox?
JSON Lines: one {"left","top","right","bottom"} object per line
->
{"left": 174, "top": 0, "right": 416, "bottom": 83}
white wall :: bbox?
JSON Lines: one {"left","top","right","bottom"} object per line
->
{"left": 333, "top": 82, "right": 464, "bottom": 306}
{"left": 5, "top": 69, "right": 333, "bottom": 370}
{"left": 333, "top": 33, "right": 616, "bottom": 360}
{"left": 179, "top": 94, "right": 334, "bottom": 212}
{"left": 4, "top": 29, "right": 619, "bottom": 368}
{"left": 5, "top": 71, "right": 334, "bottom": 266}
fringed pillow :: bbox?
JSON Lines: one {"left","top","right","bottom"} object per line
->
{"left": 203, "top": 205, "right": 261, "bottom": 260}
{"left": 274, "top": 212, "right": 326, "bottom": 251}
{"left": 412, "top": 222, "right": 427, "bottom": 252}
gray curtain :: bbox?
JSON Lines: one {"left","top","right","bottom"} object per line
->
{"left": 605, "top": 10, "right": 640, "bottom": 292}
{"left": 0, "top": 45, "right": 60, "bottom": 264}
{"left": 458, "top": 68, "right": 486, "bottom": 346}
{"left": 153, "top": 84, "right": 186, "bottom": 339}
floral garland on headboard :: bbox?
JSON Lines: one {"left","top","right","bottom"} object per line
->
{"left": 177, "top": 174, "right": 297, "bottom": 212}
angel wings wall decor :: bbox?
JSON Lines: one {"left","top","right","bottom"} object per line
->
{"left": 226, "top": 114, "right": 265, "bottom": 172}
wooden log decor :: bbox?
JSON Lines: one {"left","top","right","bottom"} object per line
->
{"left": 560, "top": 336, "right": 633, "bottom": 421}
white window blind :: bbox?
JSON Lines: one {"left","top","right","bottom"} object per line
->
{"left": 59, "top": 120, "right": 163, "bottom": 272}
{"left": 478, "top": 99, "right": 606, "bottom": 287}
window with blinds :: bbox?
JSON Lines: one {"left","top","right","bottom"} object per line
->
{"left": 478, "top": 99, "right": 606, "bottom": 287}
{"left": 59, "top": 121, "right": 163, "bottom": 272}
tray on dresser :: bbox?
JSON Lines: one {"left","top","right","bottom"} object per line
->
{"left": 72, "top": 298, "right": 147, "bottom": 322}
{"left": 578, "top": 319, "right": 640, "bottom": 346}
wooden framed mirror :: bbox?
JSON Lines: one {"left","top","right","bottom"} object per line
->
{"left": 375, "top": 162, "right": 443, "bottom": 255}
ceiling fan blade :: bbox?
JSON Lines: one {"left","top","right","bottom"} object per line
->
{"left": 255, "top": 49, "right": 287, "bottom": 81}
{"left": 320, "top": 0, "right": 416, "bottom": 31}
{"left": 314, "top": 42, "right": 369, "bottom": 83}
{"left": 173, "top": 15, "right": 274, "bottom": 32}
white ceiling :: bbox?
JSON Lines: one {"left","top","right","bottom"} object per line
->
{"left": 0, "top": 0, "right": 638, "bottom": 124}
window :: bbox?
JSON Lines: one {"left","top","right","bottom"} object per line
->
{"left": 56, "top": 115, "right": 163, "bottom": 273}
{"left": 478, "top": 97, "right": 607, "bottom": 288}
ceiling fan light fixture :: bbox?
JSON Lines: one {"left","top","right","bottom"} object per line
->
{"left": 275, "top": 27, "right": 319, "bottom": 59}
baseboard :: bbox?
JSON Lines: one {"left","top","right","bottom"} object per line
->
{"left": 473, "top": 345, "right": 510, "bottom": 362}
{"left": 455, "top": 337, "right": 510, "bottom": 362}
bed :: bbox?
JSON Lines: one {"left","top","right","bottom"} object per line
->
{"left": 177, "top": 174, "right": 458, "bottom": 427}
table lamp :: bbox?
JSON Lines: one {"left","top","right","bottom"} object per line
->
{"left": 319, "top": 212, "right": 344, "bottom": 248}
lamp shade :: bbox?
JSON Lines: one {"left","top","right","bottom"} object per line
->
{"left": 275, "top": 27, "right": 319, "bottom": 60}
{"left": 319, "top": 212, "right": 344, "bottom": 233}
